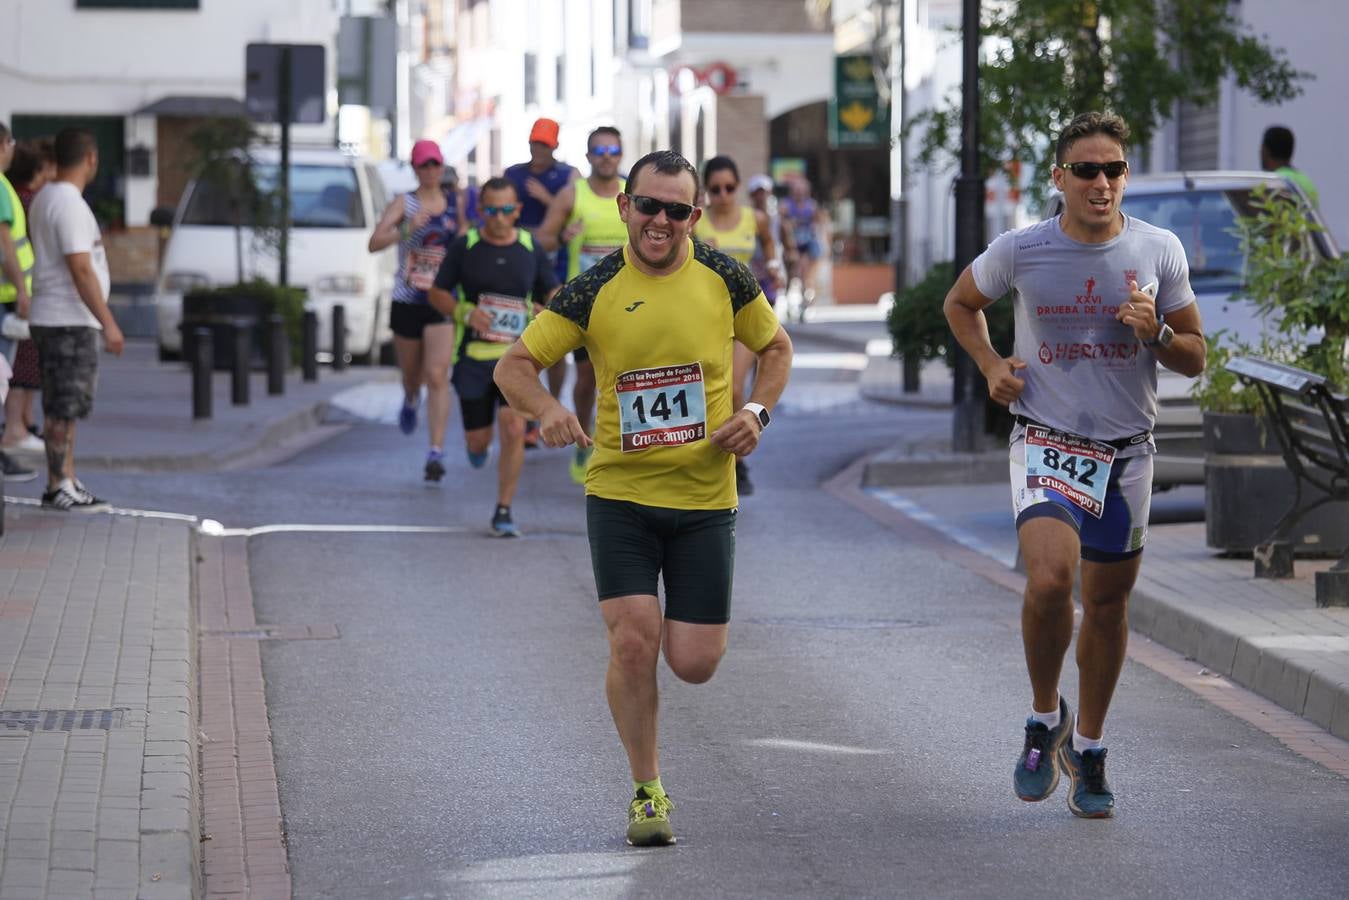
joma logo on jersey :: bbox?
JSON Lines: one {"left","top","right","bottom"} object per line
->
{"left": 625, "top": 301, "right": 646, "bottom": 312}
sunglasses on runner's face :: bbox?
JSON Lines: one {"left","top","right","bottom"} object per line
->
{"left": 589, "top": 144, "right": 622, "bottom": 157}
{"left": 482, "top": 204, "right": 517, "bottom": 216}
{"left": 707, "top": 183, "right": 738, "bottom": 195}
{"left": 627, "top": 194, "right": 695, "bottom": 221}
{"left": 416, "top": 160, "right": 443, "bottom": 169}
{"left": 1057, "top": 160, "right": 1128, "bottom": 180}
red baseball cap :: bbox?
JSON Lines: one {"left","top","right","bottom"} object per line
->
{"left": 411, "top": 139, "right": 443, "bottom": 167}
{"left": 529, "top": 118, "right": 560, "bottom": 148}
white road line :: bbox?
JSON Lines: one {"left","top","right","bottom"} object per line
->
{"left": 743, "top": 738, "right": 892, "bottom": 755}
{"left": 866, "top": 488, "right": 1019, "bottom": 569}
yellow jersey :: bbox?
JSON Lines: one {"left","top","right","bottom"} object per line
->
{"left": 521, "top": 239, "right": 780, "bottom": 509}
{"left": 694, "top": 206, "right": 757, "bottom": 265}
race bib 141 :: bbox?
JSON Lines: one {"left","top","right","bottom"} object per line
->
{"left": 616, "top": 362, "right": 707, "bottom": 452}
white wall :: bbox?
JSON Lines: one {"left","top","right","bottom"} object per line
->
{"left": 1223, "top": 0, "right": 1348, "bottom": 244}
{"left": 0, "top": 0, "right": 340, "bottom": 224}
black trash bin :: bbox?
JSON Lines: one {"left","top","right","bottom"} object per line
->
{"left": 181, "top": 291, "right": 262, "bottom": 371}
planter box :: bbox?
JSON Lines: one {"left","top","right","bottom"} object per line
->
{"left": 831, "top": 262, "right": 892, "bottom": 304}
{"left": 1203, "top": 411, "right": 1349, "bottom": 555}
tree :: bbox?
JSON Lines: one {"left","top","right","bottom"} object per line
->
{"left": 908, "top": 0, "right": 1309, "bottom": 203}
{"left": 183, "top": 117, "right": 281, "bottom": 285}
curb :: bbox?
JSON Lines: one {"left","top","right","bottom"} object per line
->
{"left": 80, "top": 399, "right": 336, "bottom": 474}
{"left": 1128, "top": 582, "right": 1349, "bottom": 741}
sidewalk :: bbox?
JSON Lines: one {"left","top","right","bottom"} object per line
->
{"left": 0, "top": 341, "right": 383, "bottom": 898}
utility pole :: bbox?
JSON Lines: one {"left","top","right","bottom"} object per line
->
{"left": 951, "top": 0, "right": 987, "bottom": 451}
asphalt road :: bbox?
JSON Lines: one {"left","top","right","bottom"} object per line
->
{"left": 77, "top": 334, "right": 1349, "bottom": 898}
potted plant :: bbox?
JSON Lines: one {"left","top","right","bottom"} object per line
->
{"left": 1197, "top": 185, "right": 1349, "bottom": 554}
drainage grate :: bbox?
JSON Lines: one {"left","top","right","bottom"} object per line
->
{"left": 743, "top": 616, "right": 925, "bottom": 631}
{"left": 0, "top": 709, "right": 128, "bottom": 732}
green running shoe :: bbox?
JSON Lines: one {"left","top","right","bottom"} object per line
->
{"left": 569, "top": 446, "right": 593, "bottom": 485}
{"left": 1013, "top": 696, "right": 1073, "bottom": 802}
{"left": 626, "top": 787, "right": 675, "bottom": 847}
{"left": 1059, "top": 744, "right": 1116, "bottom": 819}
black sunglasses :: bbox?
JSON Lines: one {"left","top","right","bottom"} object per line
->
{"left": 627, "top": 194, "right": 695, "bottom": 221}
{"left": 1058, "top": 160, "right": 1128, "bottom": 180}
{"left": 707, "top": 183, "right": 738, "bottom": 195}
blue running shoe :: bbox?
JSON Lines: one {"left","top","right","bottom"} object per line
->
{"left": 490, "top": 504, "right": 520, "bottom": 537}
{"left": 467, "top": 447, "right": 492, "bottom": 469}
{"left": 1014, "top": 696, "right": 1073, "bottom": 802}
{"left": 398, "top": 402, "right": 418, "bottom": 435}
{"left": 1059, "top": 744, "right": 1115, "bottom": 819}
{"left": 424, "top": 449, "right": 446, "bottom": 482}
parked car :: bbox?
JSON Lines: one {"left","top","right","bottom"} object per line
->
{"left": 154, "top": 146, "right": 396, "bottom": 364}
{"left": 1042, "top": 171, "right": 1341, "bottom": 487}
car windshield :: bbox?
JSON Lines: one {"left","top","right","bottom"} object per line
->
{"left": 1119, "top": 189, "right": 1259, "bottom": 293}
{"left": 181, "top": 164, "right": 364, "bottom": 229}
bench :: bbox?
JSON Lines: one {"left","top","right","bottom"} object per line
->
{"left": 1226, "top": 356, "right": 1349, "bottom": 605}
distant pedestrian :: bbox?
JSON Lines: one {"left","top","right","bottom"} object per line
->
{"left": 944, "top": 111, "right": 1206, "bottom": 819}
{"left": 3, "top": 138, "right": 56, "bottom": 456}
{"left": 503, "top": 117, "right": 578, "bottom": 286}
{"left": 367, "top": 139, "right": 461, "bottom": 482}
{"left": 28, "top": 126, "right": 124, "bottom": 511}
{"left": 0, "top": 123, "right": 37, "bottom": 482}
{"left": 1260, "top": 125, "right": 1319, "bottom": 207}
{"left": 781, "top": 176, "right": 824, "bottom": 316}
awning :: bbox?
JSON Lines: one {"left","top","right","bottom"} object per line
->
{"left": 133, "top": 96, "right": 247, "bottom": 118}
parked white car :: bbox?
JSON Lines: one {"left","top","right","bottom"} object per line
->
{"left": 1043, "top": 170, "right": 1341, "bottom": 487}
{"left": 154, "top": 146, "right": 396, "bottom": 363}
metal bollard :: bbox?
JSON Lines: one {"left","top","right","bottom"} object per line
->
{"left": 331, "top": 303, "right": 347, "bottom": 371}
{"left": 902, "top": 354, "right": 921, "bottom": 394}
{"left": 231, "top": 319, "right": 250, "bottom": 406}
{"left": 302, "top": 310, "right": 318, "bottom": 382}
{"left": 192, "top": 325, "right": 213, "bottom": 419}
{"left": 267, "top": 314, "right": 286, "bottom": 396}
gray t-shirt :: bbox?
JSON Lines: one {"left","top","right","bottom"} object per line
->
{"left": 972, "top": 215, "right": 1195, "bottom": 452}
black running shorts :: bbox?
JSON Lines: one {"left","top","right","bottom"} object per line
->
{"left": 585, "top": 495, "right": 736, "bottom": 624}
{"left": 390, "top": 301, "right": 451, "bottom": 339}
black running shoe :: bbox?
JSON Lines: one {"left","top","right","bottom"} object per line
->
{"left": 490, "top": 505, "right": 519, "bottom": 537}
{"left": 41, "top": 479, "right": 110, "bottom": 513}
{"left": 424, "top": 449, "right": 446, "bottom": 482}
{"left": 1060, "top": 744, "right": 1116, "bottom": 818}
{"left": 735, "top": 459, "right": 754, "bottom": 496}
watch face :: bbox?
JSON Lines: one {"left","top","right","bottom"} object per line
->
{"left": 756, "top": 408, "right": 771, "bottom": 428}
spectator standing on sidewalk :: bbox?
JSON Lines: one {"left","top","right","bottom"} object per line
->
{"left": 28, "top": 127, "right": 124, "bottom": 512}
{"left": 3, "top": 138, "right": 56, "bottom": 456}
{"left": 944, "top": 111, "right": 1205, "bottom": 818}
{"left": 428, "top": 177, "right": 559, "bottom": 536}
{"left": 494, "top": 150, "right": 793, "bottom": 847}
{"left": 1259, "top": 125, "right": 1320, "bottom": 207}
{"left": 368, "top": 139, "right": 462, "bottom": 482}
{"left": 0, "top": 123, "right": 37, "bottom": 482}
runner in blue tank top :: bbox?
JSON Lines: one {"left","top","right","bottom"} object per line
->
{"left": 503, "top": 117, "right": 578, "bottom": 285}
{"left": 368, "top": 139, "right": 466, "bottom": 483}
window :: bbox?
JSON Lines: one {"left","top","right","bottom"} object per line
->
{"left": 524, "top": 53, "right": 538, "bottom": 106}
{"left": 182, "top": 164, "right": 364, "bottom": 230}
{"left": 77, "top": 0, "right": 199, "bottom": 8}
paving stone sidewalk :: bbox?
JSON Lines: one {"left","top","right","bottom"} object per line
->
{"left": 0, "top": 509, "right": 197, "bottom": 899}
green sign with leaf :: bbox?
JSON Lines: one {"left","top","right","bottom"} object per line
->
{"left": 830, "top": 54, "right": 889, "bottom": 149}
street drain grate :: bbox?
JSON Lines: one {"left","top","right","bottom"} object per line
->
{"left": 0, "top": 709, "right": 128, "bottom": 732}
{"left": 744, "top": 616, "right": 925, "bottom": 631}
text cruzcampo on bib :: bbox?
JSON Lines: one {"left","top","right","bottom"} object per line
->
{"left": 1024, "top": 425, "right": 1116, "bottom": 518}
{"left": 616, "top": 363, "right": 707, "bottom": 452}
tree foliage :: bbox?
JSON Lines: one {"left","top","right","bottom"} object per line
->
{"left": 908, "top": 0, "right": 1308, "bottom": 202}
{"left": 184, "top": 117, "right": 282, "bottom": 285}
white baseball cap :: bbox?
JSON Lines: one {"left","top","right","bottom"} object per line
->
{"left": 748, "top": 174, "right": 774, "bottom": 193}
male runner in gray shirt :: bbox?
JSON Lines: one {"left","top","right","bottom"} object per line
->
{"left": 944, "top": 111, "right": 1206, "bottom": 818}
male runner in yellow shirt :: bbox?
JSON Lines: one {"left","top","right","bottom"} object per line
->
{"left": 495, "top": 149, "right": 793, "bottom": 847}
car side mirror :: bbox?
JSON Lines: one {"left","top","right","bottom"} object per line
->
{"left": 149, "top": 206, "right": 175, "bottom": 228}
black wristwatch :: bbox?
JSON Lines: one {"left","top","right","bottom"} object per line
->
{"left": 743, "top": 402, "right": 771, "bottom": 430}
{"left": 1144, "top": 314, "right": 1175, "bottom": 349}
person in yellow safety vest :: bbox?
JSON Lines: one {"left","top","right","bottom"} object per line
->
{"left": 0, "top": 123, "right": 40, "bottom": 483}
{"left": 537, "top": 126, "right": 628, "bottom": 485}
{"left": 0, "top": 124, "right": 35, "bottom": 340}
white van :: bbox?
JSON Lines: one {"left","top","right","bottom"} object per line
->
{"left": 154, "top": 146, "right": 396, "bottom": 363}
